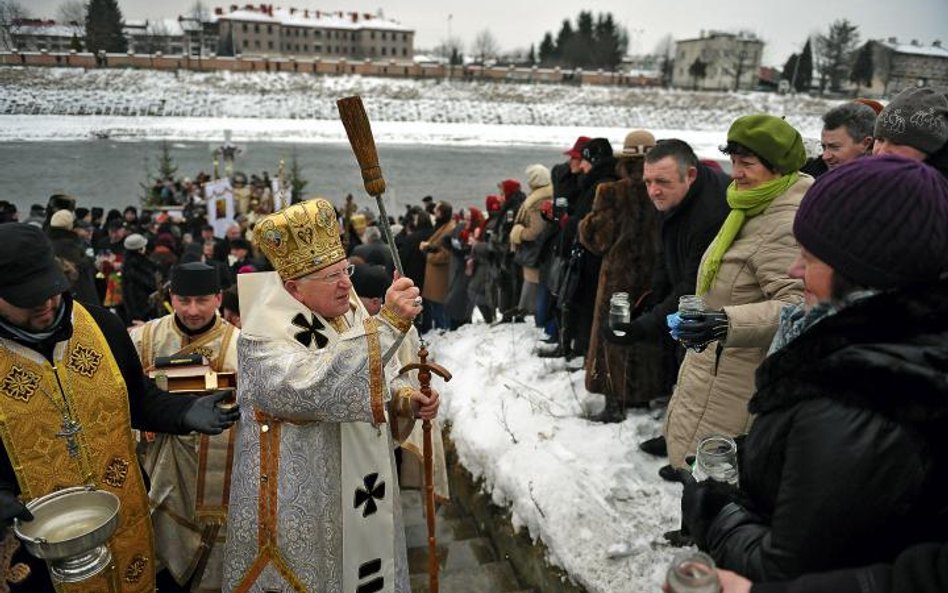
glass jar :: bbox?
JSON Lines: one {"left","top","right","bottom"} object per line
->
{"left": 609, "top": 292, "right": 631, "bottom": 336}
{"left": 678, "top": 294, "right": 706, "bottom": 315}
{"left": 665, "top": 550, "right": 720, "bottom": 593}
{"left": 692, "top": 435, "right": 739, "bottom": 486}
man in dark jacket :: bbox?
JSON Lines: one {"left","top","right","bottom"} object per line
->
{"left": 46, "top": 209, "right": 100, "bottom": 305}
{"left": 0, "top": 224, "right": 238, "bottom": 593}
{"left": 679, "top": 156, "right": 948, "bottom": 583}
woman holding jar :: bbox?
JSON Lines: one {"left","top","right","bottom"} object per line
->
{"left": 678, "top": 157, "right": 948, "bottom": 583}
{"left": 663, "top": 114, "right": 812, "bottom": 469}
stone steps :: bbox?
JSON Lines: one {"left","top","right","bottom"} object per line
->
{"left": 402, "top": 489, "right": 532, "bottom": 593}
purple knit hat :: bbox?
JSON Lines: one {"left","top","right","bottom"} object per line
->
{"left": 793, "top": 155, "right": 948, "bottom": 288}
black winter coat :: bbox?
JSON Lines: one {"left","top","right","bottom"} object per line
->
{"left": 629, "top": 163, "right": 729, "bottom": 338}
{"left": 705, "top": 278, "right": 948, "bottom": 582}
{"left": 121, "top": 250, "right": 158, "bottom": 323}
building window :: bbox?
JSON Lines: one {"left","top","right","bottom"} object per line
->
{"left": 243, "top": 39, "right": 248, "bottom": 48}
{"left": 242, "top": 23, "right": 248, "bottom": 32}
{"left": 267, "top": 25, "right": 272, "bottom": 34}
{"left": 254, "top": 24, "right": 259, "bottom": 33}
{"left": 351, "top": 32, "right": 356, "bottom": 40}
{"left": 255, "top": 40, "right": 260, "bottom": 48}
{"left": 382, "top": 32, "right": 387, "bottom": 41}
{"left": 314, "top": 30, "right": 321, "bottom": 38}
{"left": 304, "top": 44, "right": 308, "bottom": 51}
{"left": 370, "top": 47, "right": 375, "bottom": 55}
{"left": 371, "top": 31, "right": 375, "bottom": 40}
{"left": 303, "top": 30, "right": 308, "bottom": 37}
{"left": 268, "top": 41, "right": 273, "bottom": 49}
{"left": 403, "top": 33, "right": 408, "bottom": 41}
{"left": 403, "top": 48, "right": 407, "bottom": 56}
{"left": 381, "top": 47, "right": 386, "bottom": 56}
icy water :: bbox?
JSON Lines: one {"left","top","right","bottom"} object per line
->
{"left": 0, "top": 140, "right": 564, "bottom": 215}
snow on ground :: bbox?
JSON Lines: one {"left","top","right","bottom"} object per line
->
{"left": 0, "top": 67, "right": 840, "bottom": 157}
{"left": 425, "top": 319, "right": 684, "bottom": 592}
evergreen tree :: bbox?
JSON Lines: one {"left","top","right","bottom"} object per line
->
{"left": 850, "top": 42, "right": 874, "bottom": 92}
{"left": 816, "top": 19, "right": 860, "bottom": 93}
{"left": 289, "top": 150, "right": 307, "bottom": 204}
{"left": 85, "top": 0, "right": 127, "bottom": 54}
{"left": 157, "top": 141, "right": 177, "bottom": 180}
{"left": 528, "top": 43, "right": 536, "bottom": 65}
{"left": 69, "top": 32, "right": 83, "bottom": 52}
{"left": 797, "top": 39, "right": 813, "bottom": 92}
{"left": 688, "top": 57, "right": 707, "bottom": 90}
{"left": 538, "top": 32, "right": 555, "bottom": 64}
{"left": 554, "top": 19, "right": 573, "bottom": 62}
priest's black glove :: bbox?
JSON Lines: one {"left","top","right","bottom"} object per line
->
{"left": 677, "top": 310, "right": 728, "bottom": 351}
{"left": 182, "top": 390, "right": 240, "bottom": 435}
{"left": 678, "top": 469, "right": 741, "bottom": 550}
{"left": 0, "top": 489, "right": 32, "bottom": 537}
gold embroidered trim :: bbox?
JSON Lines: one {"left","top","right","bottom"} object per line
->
{"left": 66, "top": 343, "right": 102, "bottom": 378}
{"left": 379, "top": 305, "right": 412, "bottom": 334}
{"left": 364, "top": 319, "right": 386, "bottom": 425}
{"left": 0, "top": 365, "right": 39, "bottom": 403}
{"left": 103, "top": 456, "right": 130, "bottom": 488}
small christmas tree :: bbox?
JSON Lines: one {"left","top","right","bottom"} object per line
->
{"left": 289, "top": 150, "right": 307, "bottom": 204}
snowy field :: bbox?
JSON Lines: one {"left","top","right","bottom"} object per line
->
{"left": 0, "top": 67, "right": 842, "bottom": 159}
{"left": 426, "top": 320, "right": 683, "bottom": 593}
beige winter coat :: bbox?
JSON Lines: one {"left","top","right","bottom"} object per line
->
{"left": 510, "top": 183, "right": 553, "bottom": 283}
{"left": 664, "top": 175, "right": 812, "bottom": 467}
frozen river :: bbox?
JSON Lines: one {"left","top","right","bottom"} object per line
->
{"left": 0, "top": 139, "right": 564, "bottom": 215}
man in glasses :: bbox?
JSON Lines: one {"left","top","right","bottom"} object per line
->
{"left": 223, "top": 198, "right": 439, "bottom": 593}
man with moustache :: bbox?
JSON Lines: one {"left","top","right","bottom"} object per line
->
{"left": 128, "top": 262, "right": 239, "bottom": 593}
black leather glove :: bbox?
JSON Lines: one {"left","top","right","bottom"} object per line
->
{"left": 678, "top": 469, "right": 741, "bottom": 550}
{"left": 0, "top": 489, "right": 32, "bottom": 537}
{"left": 602, "top": 319, "right": 645, "bottom": 345}
{"left": 677, "top": 310, "right": 728, "bottom": 351}
{"left": 182, "top": 390, "right": 240, "bottom": 435}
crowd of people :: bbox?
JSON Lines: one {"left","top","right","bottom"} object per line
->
{"left": 0, "top": 84, "right": 946, "bottom": 593}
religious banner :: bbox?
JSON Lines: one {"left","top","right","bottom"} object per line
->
{"left": 272, "top": 177, "right": 291, "bottom": 212}
{"left": 205, "top": 179, "right": 235, "bottom": 238}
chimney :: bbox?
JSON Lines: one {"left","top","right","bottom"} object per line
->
{"left": 934, "top": 40, "right": 942, "bottom": 48}
{"left": 911, "top": 39, "right": 919, "bottom": 46}
{"left": 268, "top": 5, "right": 273, "bottom": 16}
{"left": 351, "top": 12, "right": 358, "bottom": 23}
{"left": 363, "top": 13, "right": 371, "bottom": 20}
{"left": 887, "top": 36, "right": 897, "bottom": 44}
{"left": 289, "top": 7, "right": 295, "bottom": 14}
{"left": 315, "top": 10, "right": 320, "bottom": 18}
{"left": 304, "top": 9, "right": 308, "bottom": 17}
{"left": 230, "top": 5, "right": 237, "bottom": 12}
{"left": 258, "top": 4, "right": 266, "bottom": 13}
{"left": 215, "top": 7, "right": 223, "bottom": 15}
{"left": 337, "top": 11, "right": 343, "bottom": 17}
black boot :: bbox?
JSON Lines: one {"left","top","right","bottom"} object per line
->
{"left": 589, "top": 398, "right": 625, "bottom": 423}
{"left": 639, "top": 435, "right": 668, "bottom": 457}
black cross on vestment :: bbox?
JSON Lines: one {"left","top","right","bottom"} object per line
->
{"left": 353, "top": 472, "right": 385, "bottom": 518}
{"left": 291, "top": 312, "right": 328, "bottom": 348}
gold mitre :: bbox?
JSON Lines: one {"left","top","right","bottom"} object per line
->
{"left": 253, "top": 198, "right": 345, "bottom": 280}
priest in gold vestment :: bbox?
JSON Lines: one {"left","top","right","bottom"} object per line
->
{"left": 0, "top": 224, "right": 240, "bottom": 593}
{"left": 129, "top": 262, "right": 239, "bottom": 593}
{"left": 222, "top": 199, "right": 439, "bottom": 593}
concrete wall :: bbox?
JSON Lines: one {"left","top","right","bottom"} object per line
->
{"left": 0, "top": 50, "right": 661, "bottom": 88}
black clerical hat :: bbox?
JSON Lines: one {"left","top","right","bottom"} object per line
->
{"left": 170, "top": 262, "right": 221, "bottom": 297}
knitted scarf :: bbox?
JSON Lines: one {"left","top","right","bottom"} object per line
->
{"left": 697, "top": 172, "right": 799, "bottom": 295}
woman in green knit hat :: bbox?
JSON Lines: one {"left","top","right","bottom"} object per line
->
{"left": 661, "top": 114, "right": 811, "bottom": 471}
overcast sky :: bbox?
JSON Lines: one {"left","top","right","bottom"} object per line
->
{"left": 23, "top": 0, "right": 947, "bottom": 67}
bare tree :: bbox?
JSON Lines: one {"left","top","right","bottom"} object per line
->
{"left": 433, "top": 35, "right": 463, "bottom": 64}
{"left": 189, "top": 0, "right": 210, "bottom": 21}
{"left": 136, "top": 20, "right": 172, "bottom": 55}
{"left": 0, "top": 0, "right": 28, "bottom": 50}
{"left": 653, "top": 33, "right": 675, "bottom": 87}
{"left": 56, "top": 0, "right": 85, "bottom": 32}
{"left": 472, "top": 28, "right": 499, "bottom": 63}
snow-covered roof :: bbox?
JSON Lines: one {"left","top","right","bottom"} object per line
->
{"left": 877, "top": 39, "right": 948, "bottom": 59}
{"left": 124, "top": 18, "right": 187, "bottom": 36}
{"left": 219, "top": 7, "right": 412, "bottom": 32}
{"left": 13, "top": 23, "right": 78, "bottom": 38}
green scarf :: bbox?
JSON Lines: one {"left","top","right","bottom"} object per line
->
{"left": 696, "top": 172, "right": 799, "bottom": 295}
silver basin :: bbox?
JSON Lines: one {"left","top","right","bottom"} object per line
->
{"left": 14, "top": 486, "right": 120, "bottom": 582}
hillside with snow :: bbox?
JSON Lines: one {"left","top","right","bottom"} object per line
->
{"left": 0, "top": 66, "right": 842, "bottom": 153}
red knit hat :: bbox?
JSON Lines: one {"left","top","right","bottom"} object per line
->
{"left": 564, "top": 136, "right": 592, "bottom": 159}
{"left": 485, "top": 194, "right": 503, "bottom": 212}
{"left": 498, "top": 179, "right": 521, "bottom": 197}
